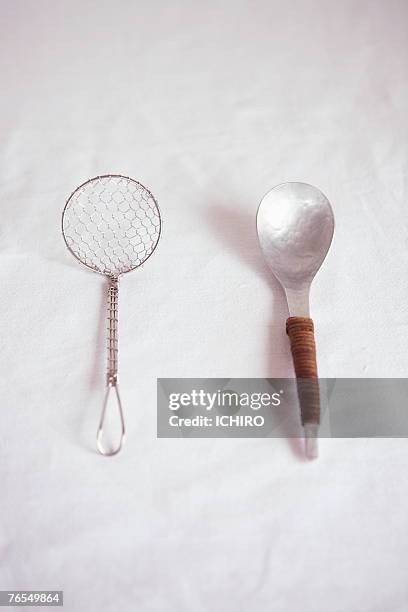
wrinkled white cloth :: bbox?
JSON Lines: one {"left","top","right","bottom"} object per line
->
{"left": 1, "top": 1, "right": 408, "bottom": 610}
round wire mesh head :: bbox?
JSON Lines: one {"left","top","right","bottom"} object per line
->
{"left": 62, "top": 175, "right": 161, "bottom": 277}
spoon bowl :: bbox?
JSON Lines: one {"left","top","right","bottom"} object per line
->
{"left": 257, "top": 182, "right": 334, "bottom": 315}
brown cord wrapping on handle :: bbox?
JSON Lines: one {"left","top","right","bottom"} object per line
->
{"left": 286, "top": 317, "right": 320, "bottom": 425}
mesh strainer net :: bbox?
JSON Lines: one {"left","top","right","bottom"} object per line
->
{"left": 62, "top": 175, "right": 161, "bottom": 455}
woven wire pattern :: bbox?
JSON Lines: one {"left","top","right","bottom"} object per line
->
{"left": 62, "top": 175, "right": 160, "bottom": 277}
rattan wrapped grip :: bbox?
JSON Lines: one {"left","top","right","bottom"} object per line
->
{"left": 286, "top": 316, "right": 320, "bottom": 425}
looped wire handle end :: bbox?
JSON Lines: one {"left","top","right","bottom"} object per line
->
{"left": 96, "top": 381, "right": 125, "bottom": 456}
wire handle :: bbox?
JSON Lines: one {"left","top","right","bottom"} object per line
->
{"left": 96, "top": 278, "right": 125, "bottom": 456}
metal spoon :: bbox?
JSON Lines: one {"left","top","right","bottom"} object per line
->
{"left": 257, "top": 182, "right": 334, "bottom": 459}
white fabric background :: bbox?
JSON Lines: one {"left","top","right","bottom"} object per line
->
{"left": 1, "top": 1, "right": 408, "bottom": 610}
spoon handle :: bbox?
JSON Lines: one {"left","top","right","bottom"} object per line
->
{"left": 286, "top": 317, "right": 320, "bottom": 426}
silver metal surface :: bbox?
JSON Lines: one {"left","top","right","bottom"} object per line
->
{"left": 257, "top": 182, "right": 334, "bottom": 459}
{"left": 256, "top": 182, "right": 334, "bottom": 316}
{"left": 62, "top": 174, "right": 161, "bottom": 456}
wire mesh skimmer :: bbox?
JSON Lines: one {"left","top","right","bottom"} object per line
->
{"left": 62, "top": 174, "right": 161, "bottom": 456}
